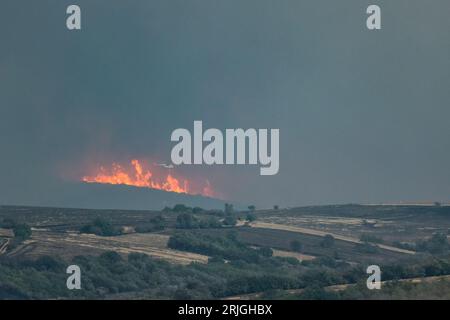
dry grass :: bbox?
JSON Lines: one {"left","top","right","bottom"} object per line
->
{"left": 8, "top": 230, "right": 208, "bottom": 265}
{"left": 0, "top": 228, "right": 14, "bottom": 237}
{"left": 249, "top": 222, "right": 415, "bottom": 255}
{"left": 271, "top": 248, "right": 315, "bottom": 261}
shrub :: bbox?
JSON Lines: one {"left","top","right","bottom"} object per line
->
{"left": 80, "top": 218, "right": 121, "bottom": 236}
{"left": 223, "top": 216, "right": 237, "bottom": 226}
{"left": 290, "top": 240, "right": 302, "bottom": 252}
{"left": 320, "top": 234, "right": 335, "bottom": 248}
{"left": 13, "top": 224, "right": 32, "bottom": 240}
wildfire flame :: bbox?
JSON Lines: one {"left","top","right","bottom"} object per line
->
{"left": 82, "top": 159, "right": 215, "bottom": 197}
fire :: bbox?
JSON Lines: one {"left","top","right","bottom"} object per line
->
{"left": 82, "top": 159, "right": 214, "bottom": 196}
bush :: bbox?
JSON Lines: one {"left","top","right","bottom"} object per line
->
{"left": 33, "top": 256, "right": 64, "bottom": 272}
{"left": 360, "top": 233, "right": 384, "bottom": 244}
{"left": 13, "top": 224, "right": 32, "bottom": 240}
{"left": 223, "top": 216, "right": 237, "bottom": 226}
{"left": 320, "top": 235, "right": 335, "bottom": 248}
{"left": 135, "top": 215, "right": 166, "bottom": 233}
{"left": 0, "top": 218, "right": 17, "bottom": 229}
{"left": 199, "top": 217, "right": 222, "bottom": 229}
{"left": 259, "top": 247, "right": 273, "bottom": 257}
{"left": 355, "top": 242, "right": 379, "bottom": 254}
{"left": 168, "top": 232, "right": 263, "bottom": 263}
{"left": 416, "top": 233, "right": 449, "bottom": 254}
{"left": 290, "top": 240, "right": 302, "bottom": 252}
{"left": 80, "top": 218, "right": 121, "bottom": 236}
{"left": 193, "top": 207, "right": 205, "bottom": 214}
{"left": 176, "top": 213, "right": 199, "bottom": 229}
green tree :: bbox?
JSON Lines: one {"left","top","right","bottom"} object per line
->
{"left": 224, "top": 203, "right": 234, "bottom": 215}
{"left": 192, "top": 207, "right": 204, "bottom": 214}
{"left": 13, "top": 224, "right": 32, "bottom": 240}
{"left": 80, "top": 218, "right": 121, "bottom": 236}
{"left": 320, "top": 234, "right": 335, "bottom": 248}
{"left": 176, "top": 213, "right": 199, "bottom": 229}
{"left": 223, "top": 216, "right": 237, "bottom": 226}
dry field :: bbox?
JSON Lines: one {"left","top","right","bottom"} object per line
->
{"left": 248, "top": 222, "right": 415, "bottom": 255}
{"left": 224, "top": 275, "right": 450, "bottom": 300}
{"left": 271, "top": 249, "right": 315, "bottom": 261}
{"left": 0, "top": 228, "right": 13, "bottom": 237}
{"left": 6, "top": 229, "right": 208, "bottom": 265}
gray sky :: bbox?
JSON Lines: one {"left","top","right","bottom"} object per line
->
{"left": 1, "top": 0, "right": 449, "bottom": 208}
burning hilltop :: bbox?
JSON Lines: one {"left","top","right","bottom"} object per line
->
{"left": 82, "top": 159, "right": 215, "bottom": 197}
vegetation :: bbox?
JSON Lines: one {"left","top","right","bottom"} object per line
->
{"left": 320, "top": 235, "right": 335, "bottom": 248}
{"left": 223, "top": 215, "right": 237, "bottom": 226}
{"left": 355, "top": 242, "right": 379, "bottom": 254}
{"left": 224, "top": 203, "right": 234, "bottom": 215}
{"left": 168, "top": 231, "right": 266, "bottom": 263}
{"left": 80, "top": 218, "right": 122, "bottom": 236}
{"left": 0, "top": 218, "right": 32, "bottom": 251}
{"left": 360, "top": 233, "right": 384, "bottom": 244}
{"left": 12, "top": 224, "right": 32, "bottom": 240}
{"left": 290, "top": 240, "right": 303, "bottom": 252}
{"left": 416, "top": 233, "right": 450, "bottom": 254}
{"left": 135, "top": 215, "right": 166, "bottom": 233}
{"left": 2, "top": 204, "right": 450, "bottom": 300}
{"left": 175, "top": 213, "right": 222, "bottom": 229}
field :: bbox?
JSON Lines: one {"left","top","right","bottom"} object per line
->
{"left": 255, "top": 205, "right": 450, "bottom": 244}
{"left": 1, "top": 204, "right": 450, "bottom": 299}
{"left": 2, "top": 204, "right": 450, "bottom": 265}
{"left": 224, "top": 275, "right": 450, "bottom": 300}
{"left": 0, "top": 206, "right": 209, "bottom": 265}
{"left": 4, "top": 229, "right": 208, "bottom": 265}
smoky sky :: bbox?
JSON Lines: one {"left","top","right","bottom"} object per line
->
{"left": 1, "top": 0, "right": 449, "bottom": 208}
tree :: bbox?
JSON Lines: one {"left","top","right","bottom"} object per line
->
{"left": 192, "top": 207, "right": 204, "bottom": 214}
{"left": 176, "top": 213, "right": 199, "bottom": 229}
{"left": 290, "top": 240, "right": 302, "bottom": 252}
{"left": 320, "top": 234, "right": 335, "bottom": 248}
{"left": 0, "top": 218, "right": 16, "bottom": 229}
{"left": 13, "top": 224, "right": 32, "bottom": 240}
{"left": 416, "top": 233, "right": 449, "bottom": 254}
{"left": 79, "top": 217, "right": 121, "bottom": 236}
{"left": 248, "top": 205, "right": 256, "bottom": 211}
{"left": 173, "top": 204, "right": 191, "bottom": 213}
{"left": 246, "top": 213, "right": 256, "bottom": 222}
{"left": 223, "top": 216, "right": 237, "bottom": 226}
{"left": 259, "top": 247, "right": 273, "bottom": 257}
{"left": 273, "top": 205, "right": 279, "bottom": 210}
{"left": 224, "top": 203, "right": 234, "bottom": 215}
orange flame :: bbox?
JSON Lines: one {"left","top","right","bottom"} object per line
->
{"left": 82, "top": 159, "right": 213, "bottom": 196}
